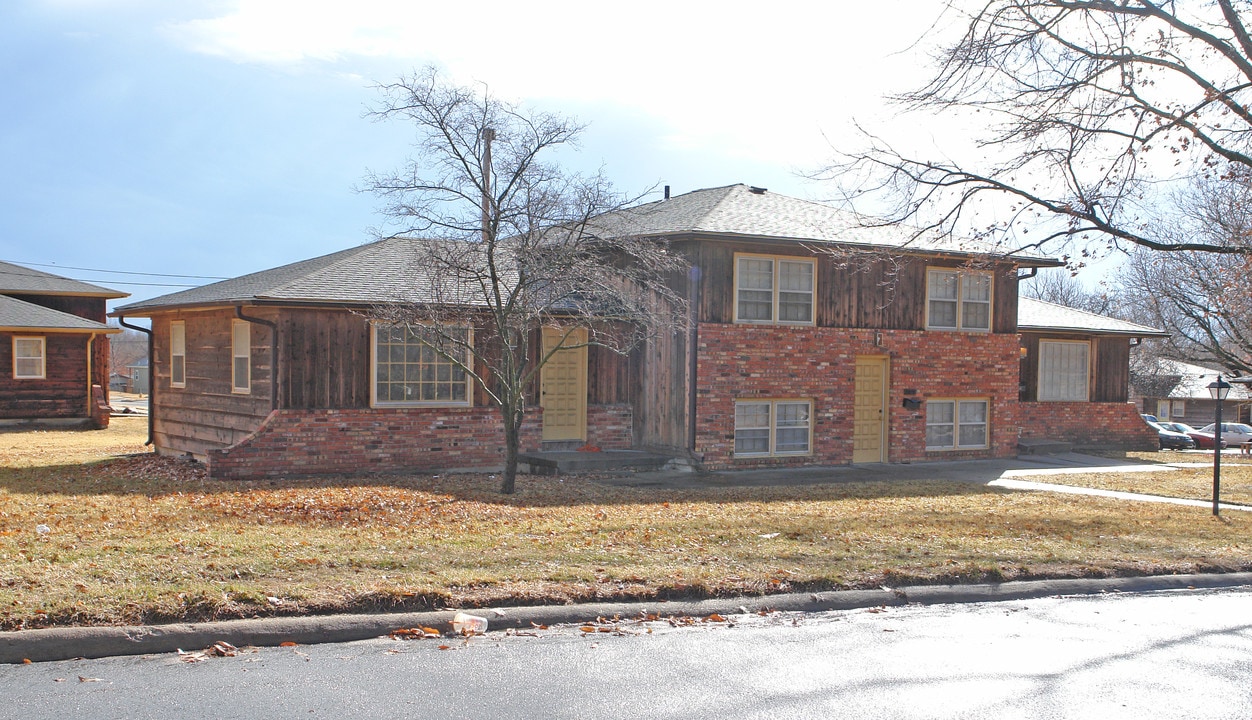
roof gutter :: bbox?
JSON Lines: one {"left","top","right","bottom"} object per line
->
{"left": 116, "top": 316, "right": 154, "bottom": 447}
{"left": 235, "top": 305, "right": 279, "bottom": 410}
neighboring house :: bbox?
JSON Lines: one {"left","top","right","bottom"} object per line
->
{"left": 1133, "top": 359, "right": 1252, "bottom": 427}
{"left": 127, "top": 357, "right": 150, "bottom": 394}
{"left": 1, "top": 260, "right": 127, "bottom": 427}
{"left": 1016, "top": 298, "right": 1168, "bottom": 448}
{"left": 111, "top": 184, "right": 1157, "bottom": 479}
{"left": 108, "top": 371, "right": 130, "bottom": 393}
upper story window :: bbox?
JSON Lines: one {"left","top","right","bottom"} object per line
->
{"left": 734, "top": 254, "right": 815, "bottom": 325}
{"left": 231, "top": 319, "right": 251, "bottom": 394}
{"left": 1037, "top": 340, "right": 1090, "bottom": 401}
{"left": 13, "top": 337, "right": 45, "bottom": 379}
{"left": 372, "top": 324, "right": 472, "bottom": 407}
{"left": 170, "top": 321, "right": 186, "bottom": 388}
{"left": 927, "top": 269, "right": 991, "bottom": 331}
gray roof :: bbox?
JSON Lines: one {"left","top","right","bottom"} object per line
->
{"left": 0, "top": 295, "right": 116, "bottom": 332}
{"left": 590, "top": 184, "right": 1062, "bottom": 265}
{"left": 0, "top": 260, "right": 127, "bottom": 298}
{"left": 1154, "top": 359, "right": 1252, "bottom": 401}
{"left": 1017, "top": 298, "right": 1168, "bottom": 337}
{"left": 115, "top": 185, "right": 1065, "bottom": 315}
{"left": 112, "top": 238, "right": 460, "bottom": 315}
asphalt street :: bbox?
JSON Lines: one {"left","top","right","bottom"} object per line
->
{"left": 4, "top": 586, "right": 1250, "bottom": 719}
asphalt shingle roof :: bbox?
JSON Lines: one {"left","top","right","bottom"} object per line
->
{"left": 0, "top": 295, "right": 115, "bottom": 332}
{"left": 589, "top": 184, "right": 1061, "bottom": 264}
{"left": 112, "top": 238, "right": 471, "bottom": 315}
{"left": 1017, "top": 298, "right": 1167, "bottom": 337}
{"left": 0, "top": 260, "right": 126, "bottom": 298}
{"left": 1154, "top": 359, "right": 1252, "bottom": 401}
{"left": 115, "top": 185, "right": 1065, "bottom": 314}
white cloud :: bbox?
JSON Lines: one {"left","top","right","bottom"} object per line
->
{"left": 162, "top": 0, "right": 961, "bottom": 169}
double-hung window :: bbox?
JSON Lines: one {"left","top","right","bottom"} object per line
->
{"left": 735, "top": 255, "right": 815, "bottom": 324}
{"left": 926, "top": 399, "right": 989, "bottom": 450}
{"left": 13, "top": 337, "right": 45, "bottom": 379}
{"left": 170, "top": 321, "right": 186, "bottom": 388}
{"left": 927, "top": 269, "right": 991, "bottom": 331}
{"left": 231, "top": 320, "right": 251, "bottom": 394}
{"left": 734, "top": 399, "right": 812, "bottom": 456}
{"left": 1037, "top": 340, "right": 1089, "bottom": 401}
{"left": 373, "top": 324, "right": 471, "bottom": 406}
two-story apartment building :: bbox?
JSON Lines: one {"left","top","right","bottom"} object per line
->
{"left": 111, "top": 185, "right": 1156, "bottom": 478}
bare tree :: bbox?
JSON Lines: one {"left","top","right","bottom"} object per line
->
{"left": 364, "top": 68, "right": 687, "bottom": 494}
{"left": 826, "top": 0, "right": 1252, "bottom": 261}
{"left": 1020, "top": 269, "right": 1119, "bottom": 315}
{"left": 108, "top": 322, "right": 148, "bottom": 375}
{"left": 1122, "top": 176, "right": 1252, "bottom": 374}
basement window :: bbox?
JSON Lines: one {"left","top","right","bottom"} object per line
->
{"left": 13, "top": 336, "right": 45, "bottom": 379}
{"left": 734, "top": 399, "right": 812, "bottom": 456}
{"left": 926, "top": 399, "right": 989, "bottom": 450}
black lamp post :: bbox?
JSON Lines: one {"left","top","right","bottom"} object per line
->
{"left": 1208, "top": 376, "right": 1232, "bottom": 516}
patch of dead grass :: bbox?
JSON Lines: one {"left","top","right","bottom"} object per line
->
{"left": 2, "top": 420, "right": 1250, "bottom": 630}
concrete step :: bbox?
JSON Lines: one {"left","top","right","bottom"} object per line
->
{"left": 1017, "top": 438, "right": 1074, "bottom": 455}
{"left": 519, "top": 450, "right": 677, "bottom": 475}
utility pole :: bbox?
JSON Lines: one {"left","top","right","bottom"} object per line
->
{"left": 480, "top": 128, "right": 495, "bottom": 244}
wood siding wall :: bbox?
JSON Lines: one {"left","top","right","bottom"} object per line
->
{"left": 1019, "top": 332, "right": 1130, "bottom": 403}
{"left": 680, "top": 240, "right": 1019, "bottom": 333}
{"left": 151, "top": 309, "right": 274, "bottom": 456}
{"left": 8, "top": 294, "right": 107, "bottom": 323}
{"left": 0, "top": 332, "right": 94, "bottom": 418}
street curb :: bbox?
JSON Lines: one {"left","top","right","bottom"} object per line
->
{"left": 4, "top": 572, "right": 1251, "bottom": 664}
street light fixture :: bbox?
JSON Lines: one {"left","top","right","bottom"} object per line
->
{"left": 1207, "top": 376, "right": 1232, "bottom": 516}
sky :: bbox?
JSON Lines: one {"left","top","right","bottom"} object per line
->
{"left": 1, "top": 0, "right": 992, "bottom": 311}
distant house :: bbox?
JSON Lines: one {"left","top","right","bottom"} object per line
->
{"left": 127, "top": 357, "right": 149, "bottom": 394}
{"left": 1133, "top": 358, "right": 1252, "bottom": 426}
{"left": 111, "top": 184, "right": 1158, "bottom": 479}
{"left": 1, "top": 261, "right": 127, "bottom": 427}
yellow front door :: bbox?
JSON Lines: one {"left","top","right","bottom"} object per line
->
{"left": 541, "top": 327, "right": 588, "bottom": 442}
{"left": 853, "top": 356, "right": 888, "bottom": 463}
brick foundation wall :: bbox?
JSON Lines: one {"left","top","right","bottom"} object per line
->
{"left": 585, "top": 404, "right": 632, "bottom": 450}
{"left": 1018, "top": 401, "right": 1158, "bottom": 451}
{"left": 208, "top": 407, "right": 545, "bottom": 479}
{"left": 695, "top": 324, "right": 1022, "bottom": 469}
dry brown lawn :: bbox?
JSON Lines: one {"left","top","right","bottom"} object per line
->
{"left": 2, "top": 417, "right": 1250, "bottom": 631}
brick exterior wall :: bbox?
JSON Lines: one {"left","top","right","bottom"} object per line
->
{"left": 585, "top": 404, "right": 633, "bottom": 450}
{"left": 205, "top": 403, "right": 631, "bottom": 479}
{"left": 695, "top": 323, "right": 1022, "bottom": 469}
{"left": 1018, "top": 401, "right": 1158, "bottom": 451}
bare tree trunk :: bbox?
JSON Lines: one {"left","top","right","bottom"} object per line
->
{"left": 500, "top": 402, "right": 521, "bottom": 495}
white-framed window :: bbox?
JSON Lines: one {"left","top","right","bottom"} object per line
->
{"left": 734, "top": 399, "right": 812, "bottom": 456}
{"left": 13, "top": 336, "right": 45, "bottom": 379}
{"left": 926, "top": 269, "right": 992, "bottom": 331}
{"left": 1171, "top": 400, "right": 1186, "bottom": 418}
{"left": 926, "top": 399, "right": 989, "bottom": 450}
{"left": 1037, "top": 340, "right": 1090, "bottom": 402}
{"left": 170, "top": 321, "right": 186, "bottom": 388}
{"left": 372, "top": 324, "right": 472, "bottom": 406}
{"left": 231, "top": 319, "right": 250, "bottom": 394}
{"left": 734, "top": 254, "right": 815, "bottom": 325}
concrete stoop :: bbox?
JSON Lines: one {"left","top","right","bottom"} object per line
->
{"left": 1017, "top": 437, "right": 1074, "bottom": 455}
{"left": 519, "top": 449, "right": 678, "bottom": 475}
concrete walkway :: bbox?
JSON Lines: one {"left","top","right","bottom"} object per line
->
{"left": 604, "top": 452, "right": 1252, "bottom": 511}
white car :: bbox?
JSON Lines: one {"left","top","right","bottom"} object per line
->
{"left": 1199, "top": 422, "right": 1252, "bottom": 447}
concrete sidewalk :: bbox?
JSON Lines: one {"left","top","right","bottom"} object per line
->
{"left": 601, "top": 452, "right": 1252, "bottom": 510}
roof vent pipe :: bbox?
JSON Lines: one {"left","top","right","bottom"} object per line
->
{"left": 749, "top": 186, "right": 767, "bottom": 194}
{"left": 664, "top": 185, "right": 670, "bottom": 200}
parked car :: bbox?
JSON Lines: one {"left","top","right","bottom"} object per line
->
{"left": 1155, "top": 421, "right": 1227, "bottom": 449}
{"left": 1141, "top": 414, "right": 1159, "bottom": 424}
{"left": 1198, "top": 422, "right": 1252, "bottom": 448}
{"left": 1146, "top": 420, "right": 1198, "bottom": 450}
